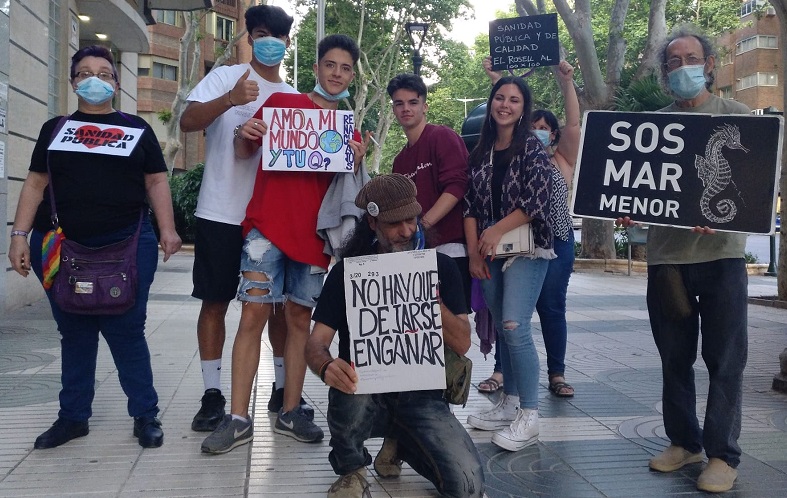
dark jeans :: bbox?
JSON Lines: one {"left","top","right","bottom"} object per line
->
{"left": 31, "top": 218, "right": 160, "bottom": 422}
{"left": 327, "top": 388, "right": 484, "bottom": 497}
{"left": 536, "top": 233, "right": 575, "bottom": 376}
{"left": 647, "top": 259, "right": 748, "bottom": 468}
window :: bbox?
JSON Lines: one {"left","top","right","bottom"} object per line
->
{"left": 736, "top": 35, "right": 778, "bottom": 55}
{"left": 48, "top": 1, "right": 62, "bottom": 118}
{"left": 719, "top": 86, "right": 733, "bottom": 99}
{"left": 740, "top": 0, "right": 766, "bottom": 17}
{"left": 720, "top": 52, "right": 734, "bottom": 66}
{"left": 215, "top": 15, "right": 235, "bottom": 41}
{"left": 152, "top": 62, "right": 178, "bottom": 81}
{"left": 737, "top": 72, "right": 778, "bottom": 90}
{"left": 154, "top": 10, "right": 181, "bottom": 26}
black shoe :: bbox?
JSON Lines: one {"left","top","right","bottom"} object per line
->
{"left": 34, "top": 418, "right": 89, "bottom": 449}
{"left": 191, "top": 388, "right": 226, "bottom": 432}
{"left": 133, "top": 416, "right": 164, "bottom": 448}
{"left": 267, "top": 382, "right": 315, "bottom": 421}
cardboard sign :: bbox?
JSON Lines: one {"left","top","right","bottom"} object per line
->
{"left": 572, "top": 110, "right": 784, "bottom": 234}
{"left": 343, "top": 249, "right": 446, "bottom": 395}
{"left": 261, "top": 107, "right": 355, "bottom": 173}
{"left": 47, "top": 120, "right": 144, "bottom": 157}
{"left": 489, "top": 13, "right": 560, "bottom": 71}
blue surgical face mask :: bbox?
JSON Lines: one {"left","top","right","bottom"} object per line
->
{"left": 313, "top": 81, "right": 350, "bottom": 101}
{"left": 253, "top": 36, "right": 286, "bottom": 66}
{"left": 668, "top": 64, "right": 707, "bottom": 100}
{"left": 533, "top": 129, "right": 552, "bottom": 147}
{"left": 75, "top": 76, "right": 115, "bottom": 105}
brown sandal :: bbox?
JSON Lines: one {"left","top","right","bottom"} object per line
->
{"left": 477, "top": 375, "right": 503, "bottom": 393}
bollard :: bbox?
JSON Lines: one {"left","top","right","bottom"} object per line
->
{"left": 765, "top": 233, "right": 777, "bottom": 276}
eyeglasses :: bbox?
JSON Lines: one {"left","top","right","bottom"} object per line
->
{"left": 664, "top": 56, "right": 706, "bottom": 71}
{"left": 74, "top": 70, "right": 115, "bottom": 82}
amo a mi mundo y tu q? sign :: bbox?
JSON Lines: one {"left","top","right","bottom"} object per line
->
{"left": 261, "top": 107, "right": 355, "bottom": 173}
{"left": 571, "top": 110, "right": 783, "bottom": 235}
{"left": 343, "top": 249, "right": 447, "bottom": 395}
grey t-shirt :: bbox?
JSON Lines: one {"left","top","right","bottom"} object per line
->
{"left": 647, "top": 95, "right": 749, "bottom": 265}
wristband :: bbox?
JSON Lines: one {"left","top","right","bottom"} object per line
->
{"left": 10, "top": 230, "right": 29, "bottom": 238}
{"left": 227, "top": 90, "right": 235, "bottom": 107}
{"left": 319, "top": 359, "right": 335, "bottom": 382}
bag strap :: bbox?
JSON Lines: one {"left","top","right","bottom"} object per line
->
{"left": 45, "top": 115, "right": 71, "bottom": 228}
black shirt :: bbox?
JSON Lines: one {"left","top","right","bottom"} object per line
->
{"left": 30, "top": 111, "right": 167, "bottom": 242}
{"left": 312, "top": 252, "right": 468, "bottom": 363}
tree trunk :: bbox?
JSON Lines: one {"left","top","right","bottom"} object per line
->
{"left": 580, "top": 219, "right": 615, "bottom": 259}
{"left": 163, "top": 12, "right": 200, "bottom": 171}
{"left": 634, "top": 0, "right": 668, "bottom": 81}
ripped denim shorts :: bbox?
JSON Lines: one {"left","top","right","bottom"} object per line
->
{"left": 237, "top": 229, "right": 325, "bottom": 308}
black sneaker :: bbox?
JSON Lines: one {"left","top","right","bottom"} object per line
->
{"left": 267, "top": 383, "right": 315, "bottom": 421}
{"left": 133, "top": 416, "right": 164, "bottom": 448}
{"left": 34, "top": 418, "right": 89, "bottom": 449}
{"left": 192, "top": 388, "right": 226, "bottom": 432}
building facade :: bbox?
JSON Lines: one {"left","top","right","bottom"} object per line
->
{"left": 0, "top": 0, "right": 218, "bottom": 313}
{"left": 138, "top": 0, "right": 249, "bottom": 171}
{"left": 716, "top": 1, "right": 784, "bottom": 113}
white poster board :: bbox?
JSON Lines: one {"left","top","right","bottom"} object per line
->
{"left": 47, "top": 120, "right": 143, "bottom": 157}
{"left": 343, "top": 249, "right": 446, "bottom": 394}
{"left": 261, "top": 107, "right": 355, "bottom": 173}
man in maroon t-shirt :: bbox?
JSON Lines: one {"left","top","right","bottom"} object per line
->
{"left": 377, "top": 73, "right": 471, "bottom": 479}
{"left": 387, "top": 73, "right": 470, "bottom": 306}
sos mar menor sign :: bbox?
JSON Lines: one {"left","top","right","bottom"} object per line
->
{"left": 571, "top": 110, "right": 784, "bottom": 234}
{"left": 343, "top": 249, "right": 446, "bottom": 395}
{"left": 261, "top": 107, "right": 355, "bottom": 173}
{"left": 489, "top": 13, "right": 560, "bottom": 71}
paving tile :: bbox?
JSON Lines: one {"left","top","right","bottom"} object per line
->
{"left": 2, "top": 255, "right": 787, "bottom": 497}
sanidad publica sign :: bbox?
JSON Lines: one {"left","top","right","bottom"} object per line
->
{"left": 571, "top": 110, "right": 783, "bottom": 234}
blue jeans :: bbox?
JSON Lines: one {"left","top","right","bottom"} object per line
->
{"left": 647, "top": 259, "right": 748, "bottom": 468}
{"left": 237, "top": 228, "right": 324, "bottom": 308}
{"left": 31, "top": 219, "right": 160, "bottom": 422}
{"left": 327, "top": 388, "right": 484, "bottom": 497}
{"left": 482, "top": 256, "right": 549, "bottom": 409}
{"left": 535, "top": 233, "right": 575, "bottom": 376}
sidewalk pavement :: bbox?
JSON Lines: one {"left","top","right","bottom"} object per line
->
{"left": 1, "top": 252, "right": 786, "bottom": 497}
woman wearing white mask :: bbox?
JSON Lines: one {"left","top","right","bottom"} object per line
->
{"left": 8, "top": 45, "right": 181, "bottom": 450}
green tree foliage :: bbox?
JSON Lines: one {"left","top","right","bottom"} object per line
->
{"left": 287, "top": 0, "right": 471, "bottom": 172}
{"left": 169, "top": 164, "right": 204, "bottom": 243}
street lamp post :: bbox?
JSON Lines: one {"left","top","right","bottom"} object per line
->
{"left": 405, "top": 21, "right": 429, "bottom": 76}
{"left": 455, "top": 98, "right": 486, "bottom": 117}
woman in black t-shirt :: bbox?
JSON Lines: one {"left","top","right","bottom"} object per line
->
{"left": 8, "top": 46, "right": 181, "bottom": 451}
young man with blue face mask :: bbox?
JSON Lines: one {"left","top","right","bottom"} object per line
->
{"left": 621, "top": 25, "right": 750, "bottom": 494}
{"left": 200, "top": 34, "right": 370, "bottom": 454}
{"left": 179, "top": 4, "right": 310, "bottom": 435}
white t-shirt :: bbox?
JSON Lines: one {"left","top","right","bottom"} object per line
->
{"left": 188, "top": 63, "right": 297, "bottom": 225}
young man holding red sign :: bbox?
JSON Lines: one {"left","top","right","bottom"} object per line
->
{"left": 306, "top": 174, "right": 484, "bottom": 498}
{"left": 200, "top": 34, "right": 369, "bottom": 454}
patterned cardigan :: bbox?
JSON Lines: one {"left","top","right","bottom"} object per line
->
{"left": 463, "top": 134, "right": 555, "bottom": 258}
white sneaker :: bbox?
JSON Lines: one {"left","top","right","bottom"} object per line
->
{"left": 467, "top": 393, "right": 518, "bottom": 430}
{"left": 492, "top": 408, "right": 539, "bottom": 451}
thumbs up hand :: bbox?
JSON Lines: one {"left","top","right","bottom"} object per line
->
{"left": 228, "top": 68, "right": 259, "bottom": 107}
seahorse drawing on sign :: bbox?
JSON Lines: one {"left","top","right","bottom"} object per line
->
{"left": 694, "top": 123, "right": 749, "bottom": 223}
